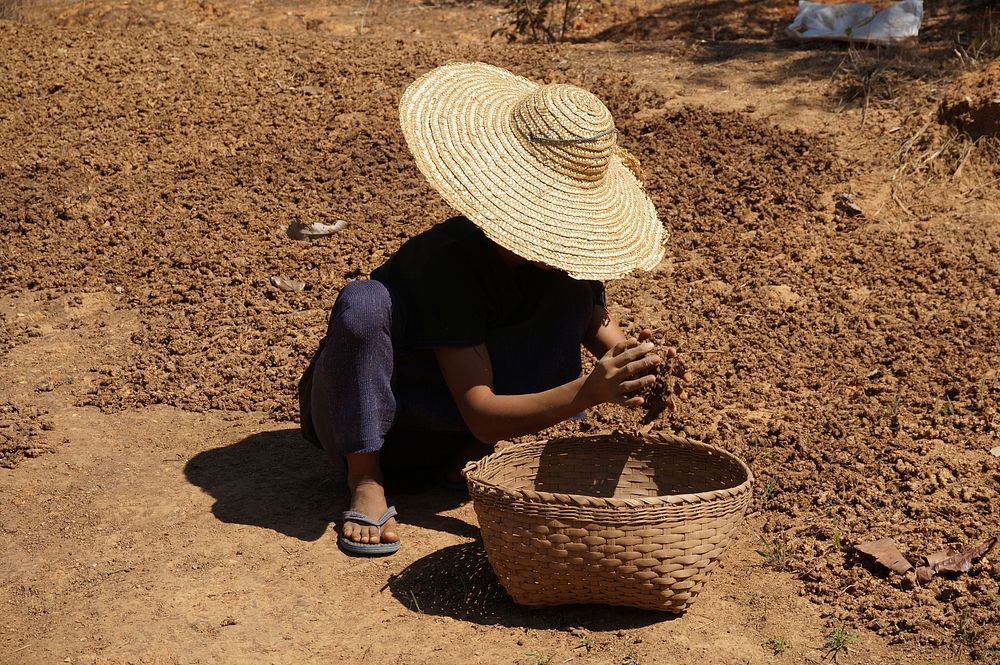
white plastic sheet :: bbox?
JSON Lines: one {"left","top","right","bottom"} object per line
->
{"left": 785, "top": 0, "right": 923, "bottom": 46}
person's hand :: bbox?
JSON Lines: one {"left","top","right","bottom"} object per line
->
{"left": 581, "top": 338, "right": 661, "bottom": 407}
{"left": 620, "top": 328, "right": 678, "bottom": 363}
{"left": 619, "top": 329, "right": 686, "bottom": 394}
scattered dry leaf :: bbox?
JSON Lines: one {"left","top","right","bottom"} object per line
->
{"left": 916, "top": 538, "right": 996, "bottom": 583}
{"left": 856, "top": 537, "right": 913, "bottom": 574}
{"left": 925, "top": 549, "right": 958, "bottom": 568}
{"left": 931, "top": 538, "right": 995, "bottom": 574}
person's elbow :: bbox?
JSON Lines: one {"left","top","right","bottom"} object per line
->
{"left": 461, "top": 411, "right": 504, "bottom": 445}
{"left": 457, "top": 389, "right": 505, "bottom": 444}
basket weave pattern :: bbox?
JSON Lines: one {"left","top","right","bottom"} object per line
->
{"left": 464, "top": 432, "right": 753, "bottom": 612}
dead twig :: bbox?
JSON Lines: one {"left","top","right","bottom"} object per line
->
{"left": 893, "top": 118, "right": 932, "bottom": 162}
{"left": 890, "top": 181, "right": 913, "bottom": 216}
{"left": 952, "top": 141, "right": 976, "bottom": 180}
{"left": 357, "top": 0, "right": 374, "bottom": 34}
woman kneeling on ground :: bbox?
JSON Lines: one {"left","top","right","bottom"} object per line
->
{"left": 299, "top": 62, "right": 672, "bottom": 556}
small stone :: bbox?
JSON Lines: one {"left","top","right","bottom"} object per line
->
{"left": 286, "top": 218, "right": 348, "bottom": 240}
{"left": 269, "top": 276, "right": 305, "bottom": 292}
{"left": 836, "top": 192, "right": 864, "bottom": 217}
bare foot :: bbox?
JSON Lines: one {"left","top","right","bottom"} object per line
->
{"left": 342, "top": 453, "right": 398, "bottom": 545}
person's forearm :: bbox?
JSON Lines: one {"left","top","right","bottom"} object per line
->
{"left": 584, "top": 304, "right": 628, "bottom": 358}
{"left": 460, "top": 377, "right": 597, "bottom": 443}
{"left": 436, "top": 335, "right": 658, "bottom": 444}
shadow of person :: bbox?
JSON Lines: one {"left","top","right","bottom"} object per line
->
{"left": 185, "top": 427, "right": 480, "bottom": 542}
{"left": 387, "top": 541, "right": 671, "bottom": 629}
{"left": 184, "top": 428, "right": 342, "bottom": 542}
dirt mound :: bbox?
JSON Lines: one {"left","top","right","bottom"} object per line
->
{"left": 939, "top": 60, "right": 1000, "bottom": 139}
{"left": 0, "top": 402, "right": 52, "bottom": 468}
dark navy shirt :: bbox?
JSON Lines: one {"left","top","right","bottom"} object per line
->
{"left": 371, "top": 216, "right": 604, "bottom": 350}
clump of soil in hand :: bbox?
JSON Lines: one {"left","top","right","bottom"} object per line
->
{"left": 640, "top": 347, "right": 691, "bottom": 425}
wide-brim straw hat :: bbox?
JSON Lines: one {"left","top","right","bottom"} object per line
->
{"left": 399, "top": 62, "right": 666, "bottom": 281}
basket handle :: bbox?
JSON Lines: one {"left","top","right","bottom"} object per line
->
{"left": 461, "top": 459, "right": 478, "bottom": 479}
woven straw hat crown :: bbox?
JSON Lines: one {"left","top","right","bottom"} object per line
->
{"left": 399, "top": 62, "right": 666, "bottom": 281}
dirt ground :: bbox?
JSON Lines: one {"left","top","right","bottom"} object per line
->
{"left": 2, "top": 0, "right": 999, "bottom": 663}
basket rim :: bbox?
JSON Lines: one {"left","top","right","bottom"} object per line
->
{"left": 463, "top": 430, "right": 754, "bottom": 509}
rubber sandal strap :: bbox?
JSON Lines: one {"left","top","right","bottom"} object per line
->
{"left": 341, "top": 506, "right": 398, "bottom": 535}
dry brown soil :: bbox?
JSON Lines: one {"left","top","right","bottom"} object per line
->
{"left": 940, "top": 60, "right": 1000, "bottom": 139}
{"left": 2, "top": 1, "right": 999, "bottom": 664}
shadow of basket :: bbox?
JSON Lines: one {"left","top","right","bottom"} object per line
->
{"left": 387, "top": 540, "right": 670, "bottom": 629}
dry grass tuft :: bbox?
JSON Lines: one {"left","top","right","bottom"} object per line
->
{"left": 889, "top": 113, "right": 1000, "bottom": 214}
{"left": 0, "top": 0, "right": 24, "bottom": 21}
{"left": 833, "top": 46, "right": 894, "bottom": 127}
{"left": 953, "top": 8, "right": 1000, "bottom": 70}
{"left": 830, "top": 45, "right": 938, "bottom": 129}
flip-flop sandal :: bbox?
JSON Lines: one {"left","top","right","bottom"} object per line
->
{"left": 337, "top": 506, "right": 401, "bottom": 556}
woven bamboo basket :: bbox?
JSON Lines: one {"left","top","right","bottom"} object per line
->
{"left": 463, "top": 431, "right": 753, "bottom": 612}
